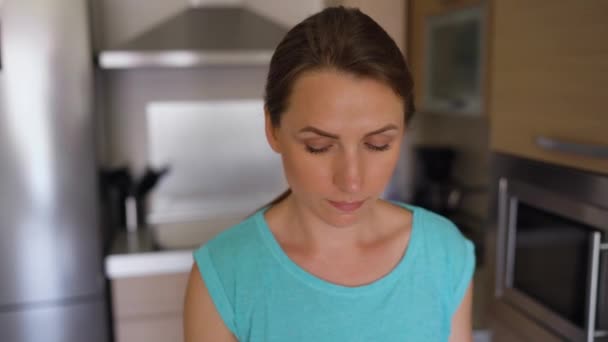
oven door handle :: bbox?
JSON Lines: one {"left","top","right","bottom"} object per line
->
{"left": 495, "top": 178, "right": 510, "bottom": 297}
{"left": 586, "top": 233, "right": 608, "bottom": 342}
{"left": 504, "top": 197, "right": 518, "bottom": 289}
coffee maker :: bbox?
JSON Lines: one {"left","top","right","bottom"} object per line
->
{"left": 412, "top": 146, "right": 462, "bottom": 216}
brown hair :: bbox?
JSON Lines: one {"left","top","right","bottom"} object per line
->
{"left": 263, "top": 6, "right": 415, "bottom": 208}
{"left": 264, "top": 6, "right": 415, "bottom": 128}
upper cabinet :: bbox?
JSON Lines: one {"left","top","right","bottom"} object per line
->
{"left": 408, "top": 0, "right": 487, "bottom": 116}
{"left": 488, "top": 0, "right": 608, "bottom": 174}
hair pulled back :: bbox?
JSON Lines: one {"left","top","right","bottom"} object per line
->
{"left": 264, "top": 6, "right": 415, "bottom": 127}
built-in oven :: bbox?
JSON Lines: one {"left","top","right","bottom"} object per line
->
{"left": 492, "top": 154, "right": 608, "bottom": 342}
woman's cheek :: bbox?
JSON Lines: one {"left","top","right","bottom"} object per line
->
{"left": 366, "top": 150, "right": 401, "bottom": 188}
{"left": 286, "top": 153, "right": 330, "bottom": 192}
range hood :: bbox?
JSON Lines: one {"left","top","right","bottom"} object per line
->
{"left": 98, "top": 7, "right": 288, "bottom": 69}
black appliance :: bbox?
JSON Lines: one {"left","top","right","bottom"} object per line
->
{"left": 488, "top": 153, "right": 608, "bottom": 342}
{"left": 413, "top": 146, "right": 460, "bottom": 215}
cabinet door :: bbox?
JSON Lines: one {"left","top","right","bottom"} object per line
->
{"left": 111, "top": 272, "right": 189, "bottom": 342}
{"left": 489, "top": 0, "right": 608, "bottom": 174}
{"left": 111, "top": 272, "right": 189, "bottom": 319}
{"left": 408, "top": 0, "right": 484, "bottom": 114}
{"left": 115, "top": 316, "right": 183, "bottom": 342}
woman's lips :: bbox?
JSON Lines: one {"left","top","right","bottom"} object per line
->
{"left": 328, "top": 200, "right": 364, "bottom": 212}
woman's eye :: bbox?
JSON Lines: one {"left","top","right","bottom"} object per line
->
{"left": 305, "top": 145, "right": 332, "bottom": 154}
{"left": 365, "top": 143, "right": 390, "bottom": 152}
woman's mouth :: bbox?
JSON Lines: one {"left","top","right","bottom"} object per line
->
{"left": 327, "top": 200, "right": 364, "bottom": 212}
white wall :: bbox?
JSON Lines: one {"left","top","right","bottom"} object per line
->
{"left": 92, "top": 0, "right": 269, "bottom": 175}
{"left": 244, "top": 0, "right": 324, "bottom": 28}
{"left": 189, "top": 0, "right": 243, "bottom": 7}
{"left": 100, "top": 67, "right": 269, "bottom": 175}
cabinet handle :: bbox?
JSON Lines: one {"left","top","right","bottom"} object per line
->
{"left": 536, "top": 136, "right": 608, "bottom": 159}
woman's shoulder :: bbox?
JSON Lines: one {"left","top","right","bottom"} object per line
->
{"left": 405, "top": 203, "right": 475, "bottom": 281}
{"left": 190, "top": 211, "right": 268, "bottom": 340}
{"left": 386, "top": 202, "right": 463, "bottom": 243}
{"left": 193, "top": 209, "right": 267, "bottom": 267}
{"left": 390, "top": 201, "right": 474, "bottom": 261}
{"left": 413, "top": 206, "right": 465, "bottom": 242}
{"left": 408, "top": 205, "right": 476, "bottom": 316}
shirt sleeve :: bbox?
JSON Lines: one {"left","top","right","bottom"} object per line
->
{"left": 193, "top": 246, "right": 239, "bottom": 337}
{"left": 449, "top": 236, "right": 475, "bottom": 318}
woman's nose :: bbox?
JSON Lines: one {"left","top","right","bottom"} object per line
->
{"left": 333, "top": 151, "right": 363, "bottom": 193}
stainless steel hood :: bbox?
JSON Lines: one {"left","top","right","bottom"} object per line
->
{"left": 97, "top": 7, "right": 288, "bottom": 69}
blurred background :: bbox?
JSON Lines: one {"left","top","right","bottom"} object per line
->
{"left": 1, "top": 0, "right": 606, "bottom": 341}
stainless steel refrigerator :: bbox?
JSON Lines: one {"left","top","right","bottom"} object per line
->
{"left": 0, "top": 1, "right": 108, "bottom": 341}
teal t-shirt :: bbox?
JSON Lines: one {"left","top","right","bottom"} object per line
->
{"left": 193, "top": 202, "right": 475, "bottom": 341}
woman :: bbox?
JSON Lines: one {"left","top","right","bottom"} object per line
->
{"left": 184, "top": 6, "right": 474, "bottom": 342}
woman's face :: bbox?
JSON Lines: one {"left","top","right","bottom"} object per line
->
{"left": 265, "top": 69, "right": 406, "bottom": 227}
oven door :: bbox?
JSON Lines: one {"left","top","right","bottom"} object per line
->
{"left": 496, "top": 178, "right": 608, "bottom": 342}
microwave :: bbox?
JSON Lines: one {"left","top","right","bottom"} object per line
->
{"left": 491, "top": 154, "right": 608, "bottom": 341}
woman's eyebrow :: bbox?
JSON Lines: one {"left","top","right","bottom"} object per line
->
{"left": 364, "top": 124, "right": 399, "bottom": 137}
{"left": 298, "top": 126, "right": 339, "bottom": 139}
{"left": 298, "top": 124, "right": 399, "bottom": 139}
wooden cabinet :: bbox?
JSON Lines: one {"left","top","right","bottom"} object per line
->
{"left": 111, "top": 272, "right": 189, "bottom": 342}
{"left": 488, "top": 0, "right": 608, "bottom": 174}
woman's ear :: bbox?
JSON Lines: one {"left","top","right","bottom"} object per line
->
{"left": 264, "top": 108, "right": 281, "bottom": 153}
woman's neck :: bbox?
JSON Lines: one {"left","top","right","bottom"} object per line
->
{"left": 268, "top": 196, "right": 388, "bottom": 253}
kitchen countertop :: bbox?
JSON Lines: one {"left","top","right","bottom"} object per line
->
{"left": 105, "top": 229, "right": 195, "bottom": 279}
{"left": 105, "top": 215, "right": 248, "bottom": 279}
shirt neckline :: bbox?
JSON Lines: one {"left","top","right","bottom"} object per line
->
{"left": 254, "top": 201, "right": 421, "bottom": 296}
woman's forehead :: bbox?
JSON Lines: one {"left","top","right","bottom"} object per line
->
{"left": 283, "top": 69, "right": 405, "bottom": 129}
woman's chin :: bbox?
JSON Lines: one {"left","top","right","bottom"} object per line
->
{"left": 319, "top": 199, "right": 371, "bottom": 227}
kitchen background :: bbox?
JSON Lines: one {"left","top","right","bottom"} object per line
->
{"left": 95, "top": 0, "right": 489, "bottom": 250}
{"left": 1, "top": 0, "right": 606, "bottom": 341}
